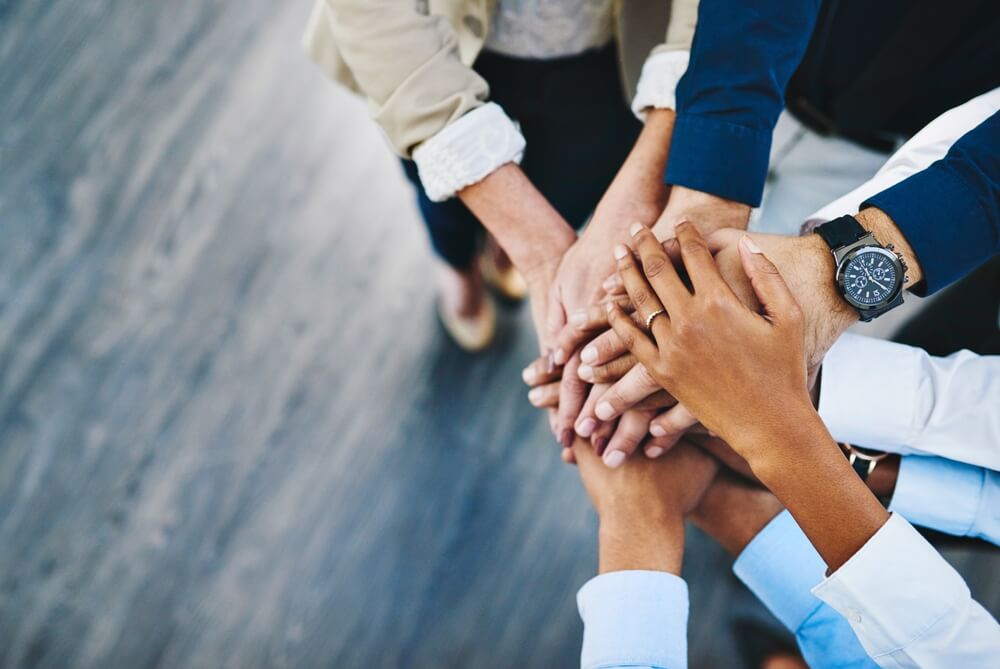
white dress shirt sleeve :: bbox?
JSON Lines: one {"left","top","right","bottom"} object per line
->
{"left": 631, "top": 50, "right": 690, "bottom": 120}
{"left": 576, "top": 570, "right": 688, "bottom": 669}
{"left": 890, "top": 455, "right": 1000, "bottom": 546}
{"left": 805, "top": 86, "right": 1000, "bottom": 224}
{"left": 411, "top": 102, "right": 526, "bottom": 201}
{"left": 818, "top": 333, "right": 1000, "bottom": 470}
{"left": 812, "top": 513, "right": 1000, "bottom": 668}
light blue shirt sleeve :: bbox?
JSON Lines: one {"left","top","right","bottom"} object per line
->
{"left": 576, "top": 570, "right": 688, "bottom": 669}
{"left": 889, "top": 455, "right": 1000, "bottom": 546}
{"left": 733, "top": 511, "right": 877, "bottom": 669}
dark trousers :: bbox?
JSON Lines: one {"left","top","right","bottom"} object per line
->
{"left": 401, "top": 43, "right": 642, "bottom": 270}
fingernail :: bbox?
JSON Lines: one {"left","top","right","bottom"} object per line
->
{"left": 559, "top": 429, "right": 574, "bottom": 449}
{"left": 593, "top": 436, "right": 609, "bottom": 455}
{"left": 604, "top": 450, "right": 625, "bottom": 468}
{"left": 576, "top": 417, "right": 596, "bottom": 437}
{"left": 613, "top": 244, "right": 629, "bottom": 260}
{"left": 522, "top": 367, "right": 536, "bottom": 384}
{"left": 553, "top": 348, "right": 567, "bottom": 365}
{"left": 646, "top": 446, "right": 664, "bottom": 458}
{"left": 629, "top": 222, "right": 644, "bottom": 237}
{"left": 577, "top": 364, "right": 593, "bottom": 381}
{"left": 570, "top": 310, "right": 588, "bottom": 328}
{"left": 602, "top": 276, "right": 617, "bottom": 291}
{"left": 528, "top": 388, "right": 543, "bottom": 405}
{"left": 649, "top": 424, "right": 667, "bottom": 437}
{"left": 741, "top": 235, "right": 763, "bottom": 254}
{"left": 595, "top": 402, "right": 614, "bottom": 421}
{"left": 545, "top": 353, "right": 555, "bottom": 374}
{"left": 581, "top": 346, "right": 597, "bottom": 363}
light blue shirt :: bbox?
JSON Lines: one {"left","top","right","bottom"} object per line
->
{"left": 890, "top": 455, "right": 1000, "bottom": 546}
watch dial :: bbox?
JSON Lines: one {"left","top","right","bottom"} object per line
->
{"left": 843, "top": 250, "right": 899, "bottom": 306}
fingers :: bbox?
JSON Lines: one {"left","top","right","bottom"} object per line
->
{"left": 629, "top": 224, "right": 689, "bottom": 314}
{"left": 738, "top": 235, "right": 800, "bottom": 325}
{"left": 522, "top": 354, "right": 560, "bottom": 388}
{"left": 545, "top": 283, "right": 567, "bottom": 359}
{"left": 605, "top": 302, "right": 660, "bottom": 376}
{"left": 674, "top": 221, "right": 727, "bottom": 295}
{"left": 580, "top": 324, "right": 630, "bottom": 368}
{"left": 602, "top": 408, "right": 657, "bottom": 468}
{"left": 555, "top": 297, "right": 630, "bottom": 360}
{"left": 592, "top": 361, "right": 662, "bottom": 423}
{"left": 601, "top": 238, "right": 682, "bottom": 296}
{"left": 528, "top": 382, "right": 560, "bottom": 409}
{"left": 555, "top": 353, "right": 589, "bottom": 448}
{"left": 575, "top": 382, "right": 607, "bottom": 440}
{"left": 579, "top": 353, "right": 637, "bottom": 384}
{"left": 648, "top": 403, "right": 698, "bottom": 451}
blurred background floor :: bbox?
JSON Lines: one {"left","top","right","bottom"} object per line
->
{"left": 0, "top": 2, "right": 996, "bottom": 668}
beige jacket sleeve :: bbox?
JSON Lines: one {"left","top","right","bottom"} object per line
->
{"left": 306, "top": 0, "right": 489, "bottom": 158}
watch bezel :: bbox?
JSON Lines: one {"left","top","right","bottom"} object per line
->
{"left": 835, "top": 245, "right": 904, "bottom": 313}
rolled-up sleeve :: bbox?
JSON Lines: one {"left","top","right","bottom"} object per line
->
{"left": 577, "top": 570, "right": 688, "bottom": 669}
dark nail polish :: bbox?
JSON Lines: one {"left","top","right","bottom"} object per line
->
{"left": 593, "top": 437, "right": 608, "bottom": 456}
{"left": 559, "top": 429, "right": 573, "bottom": 449}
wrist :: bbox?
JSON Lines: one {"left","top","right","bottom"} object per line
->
{"left": 736, "top": 405, "right": 831, "bottom": 476}
{"left": 653, "top": 186, "right": 751, "bottom": 239}
{"left": 855, "top": 207, "right": 923, "bottom": 289}
{"left": 598, "top": 515, "right": 684, "bottom": 575}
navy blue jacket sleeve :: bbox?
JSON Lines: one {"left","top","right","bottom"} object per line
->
{"left": 864, "top": 111, "right": 1000, "bottom": 295}
{"left": 665, "top": 0, "right": 823, "bottom": 206}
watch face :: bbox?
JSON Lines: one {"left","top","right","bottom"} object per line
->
{"left": 839, "top": 247, "right": 902, "bottom": 308}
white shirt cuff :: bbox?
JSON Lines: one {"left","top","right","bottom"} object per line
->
{"left": 631, "top": 50, "right": 690, "bottom": 120}
{"left": 818, "top": 334, "right": 923, "bottom": 452}
{"left": 811, "top": 513, "right": 973, "bottom": 659}
{"left": 412, "top": 102, "right": 526, "bottom": 202}
{"left": 733, "top": 510, "right": 827, "bottom": 631}
{"left": 577, "top": 570, "right": 688, "bottom": 669}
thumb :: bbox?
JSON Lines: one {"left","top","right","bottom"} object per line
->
{"left": 545, "top": 282, "right": 566, "bottom": 351}
{"left": 738, "top": 235, "right": 798, "bottom": 323}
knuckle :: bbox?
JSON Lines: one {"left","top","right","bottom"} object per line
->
{"left": 636, "top": 363, "right": 658, "bottom": 388}
{"left": 642, "top": 254, "right": 669, "bottom": 278}
{"left": 631, "top": 288, "right": 651, "bottom": 308}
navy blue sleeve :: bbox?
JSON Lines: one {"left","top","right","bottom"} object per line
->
{"left": 864, "top": 111, "right": 1000, "bottom": 295}
{"left": 664, "top": 0, "right": 823, "bottom": 206}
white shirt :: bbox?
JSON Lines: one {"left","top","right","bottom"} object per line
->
{"left": 812, "top": 513, "right": 1000, "bottom": 668}
{"left": 819, "top": 333, "right": 1000, "bottom": 470}
{"left": 485, "top": 0, "right": 615, "bottom": 59}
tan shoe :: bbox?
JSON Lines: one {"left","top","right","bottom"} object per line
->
{"left": 479, "top": 252, "right": 528, "bottom": 301}
{"left": 436, "top": 293, "right": 497, "bottom": 352}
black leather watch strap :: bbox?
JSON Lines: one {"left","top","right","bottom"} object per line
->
{"left": 815, "top": 215, "right": 868, "bottom": 250}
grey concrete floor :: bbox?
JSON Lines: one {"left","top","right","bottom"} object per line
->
{"left": 0, "top": 2, "right": 996, "bottom": 668}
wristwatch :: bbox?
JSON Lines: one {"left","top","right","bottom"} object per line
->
{"left": 841, "top": 443, "right": 888, "bottom": 483}
{"left": 814, "top": 215, "right": 908, "bottom": 321}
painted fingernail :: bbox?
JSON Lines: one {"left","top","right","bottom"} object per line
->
{"left": 604, "top": 450, "right": 626, "bottom": 468}
{"left": 649, "top": 424, "right": 667, "bottom": 437}
{"left": 741, "top": 235, "right": 763, "bottom": 254}
{"left": 629, "top": 222, "right": 644, "bottom": 236}
{"left": 570, "top": 310, "right": 588, "bottom": 328}
{"left": 528, "top": 388, "right": 543, "bottom": 405}
{"left": 522, "top": 366, "right": 537, "bottom": 384}
{"left": 613, "top": 244, "right": 629, "bottom": 260}
{"left": 576, "top": 417, "right": 596, "bottom": 437}
{"left": 646, "top": 446, "right": 665, "bottom": 458}
{"left": 553, "top": 348, "right": 567, "bottom": 365}
{"left": 577, "top": 364, "right": 593, "bottom": 381}
{"left": 593, "top": 436, "right": 609, "bottom": 455}
{"left": 581, "top": 346, "right": 597, "bottom": 363}
{"left": 595, "top": 402, "right": 614, "bottom": 421}
{"left": 545, "top": 353, "right": 556, "bottom": 374}
{"left": 559, "top": 429, "right": 574, "bottom": 449}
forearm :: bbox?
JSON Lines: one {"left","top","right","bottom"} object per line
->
{"left": 458, "top": 163, "right": 576, "bottom": 284}
{"left": 744, "top": 412, "right": 890, "bottom": 571}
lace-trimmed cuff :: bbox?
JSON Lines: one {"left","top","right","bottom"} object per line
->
{"left": 631, "top": 50, "right": 690, "bottom": 120}
{"left": 412, "top": 102, "right": 526, "bottom": 202}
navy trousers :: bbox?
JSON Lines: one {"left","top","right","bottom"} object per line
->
{"left": 401, "top": 43, "right": 642, "bottom": 270}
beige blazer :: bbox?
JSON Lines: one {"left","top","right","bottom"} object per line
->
{"left": 303, "top": 0, "right": 698, "bottom": 158}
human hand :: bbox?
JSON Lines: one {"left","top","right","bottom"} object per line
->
{"left": 606, "top": 222, "right": 815, "bottom": 458}
{"left": 573, "top": 436, "right": 718, "bottom": 574}
{"left": 651, "top": 185, "right": 751, "bottom": 241}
